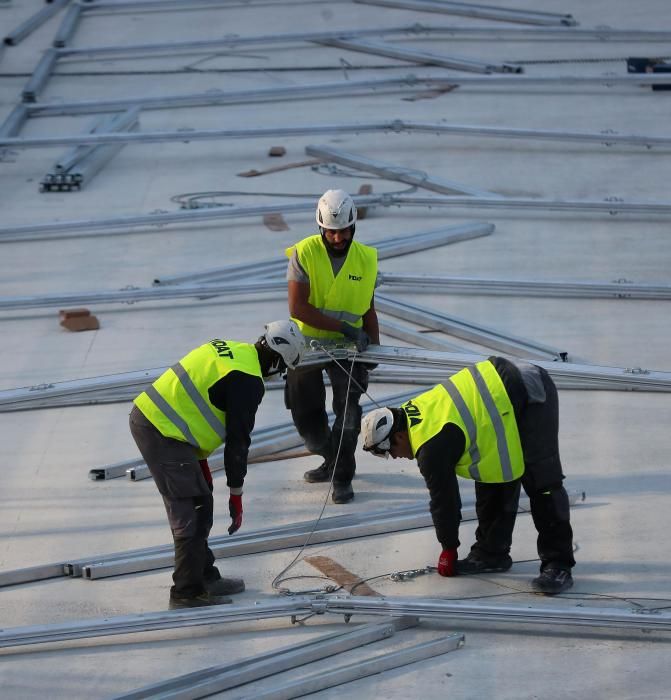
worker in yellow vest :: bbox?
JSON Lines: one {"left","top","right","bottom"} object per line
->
{"left": 361, "top": 356, "right": 576, "bottom": 595}
{"left": 285, "top": 189, "right": 379, "bottom": 504}
{"left": 129, "top": 320, "right": 305, "bottom": 609}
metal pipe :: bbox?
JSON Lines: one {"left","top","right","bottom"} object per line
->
{"left": 52, "top": 1, "right": 82, "bottom": 48}
{"left": 22, "top": 49, "right": 59, "bottom": 103}
{"left": 4, "top": 0, "right": 70, "bottom": 46}
{"left": 0, "top": 104, "right": 29, "bottom": 138}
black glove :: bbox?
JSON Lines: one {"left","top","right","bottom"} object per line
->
{"left": 339, "top": 322, "right": 370, "bottom": 353}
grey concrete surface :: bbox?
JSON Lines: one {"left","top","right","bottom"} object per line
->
{"left": 1, "top": 1, "right": 670, "bottom": 698}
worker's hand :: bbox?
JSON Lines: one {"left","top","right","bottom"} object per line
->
{"left": 339, "top": 322, "right": 370, "bottom": 353}
{"left": 228, "top": 494, "right": 243, "bottom": 535}
{"left": 199, "top": 459, "right": 213, "bottom": 492}
{"left": 437, "top": 548, "right": 458, "bottom": 577}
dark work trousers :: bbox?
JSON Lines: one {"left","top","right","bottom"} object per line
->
{"left": 471, "top": 368, "right": 576, "bottom": 572}
{"left": 285, "top": 361, "right": 369, "bottom": 484}
{"left": 129, "top": 406, "right": 220, "bottom": 599}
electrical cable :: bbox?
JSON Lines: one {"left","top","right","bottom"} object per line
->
{"left": 271, "top": 343, "right": 362, "bottom": 595}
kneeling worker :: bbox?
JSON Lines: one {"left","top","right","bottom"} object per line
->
{"left": 361, "top": 356, "right": 575, "bottom": 594}
{"left": 130, "top": 321, "right": 305, "bottom": 609}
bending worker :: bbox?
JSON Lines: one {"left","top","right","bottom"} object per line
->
{"left": 285, "top": 189, "right": 379, "bottom": 504}
{"left": 129, "top": 320, "right": 305, "bottom": 609}
{"left": 361, "top": 356, "right": 576, "bottom": 594}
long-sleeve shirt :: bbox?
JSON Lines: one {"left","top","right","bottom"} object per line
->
{"left": 416, "top": 356, "right": 528, "bottom": 550}
{"left": 208, "top": 370, "right": 264, "bottom": 490}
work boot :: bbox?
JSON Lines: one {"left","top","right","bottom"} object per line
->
{"left": 304, "top": 461, "right": 334, "bottom": 483}
{"left": 168, "top": 591, "right": 233, "bottom": 610}
{"left": 456, "top": 551, "right": 513, "bottom": 575}
{"left": 532, "top": 567, "right": 573, "bottom": 595}
{"left": 206, "top": 576, "right": 245, "bottom": 596}
{"left": 332, "top": 481, "right": 354, "bottom": 504}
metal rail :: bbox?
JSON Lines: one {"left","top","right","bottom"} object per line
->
{"left": 3, "top": 192, "right": 669, "bottom": 244}
{"left": 317, "top": 36, "right": 522, "bottom": 74}
{"left": 306, "top": 144, "right": 502, "bottom": 198}
{"left": 354, "top": 0, "right": 576, "bottom": 26}
{"left": 376, "top": 293, "right": 571, "bottom": 361}
{"left": 113, "top": 620, "right": 405, "bottom": 700}
{"left": 5, "top": 119, "right": 671, "bottom": 150}
{"left": 0, "top": 222, "right": 493, "bottom": 309}
{"left": 0, "top": 592, "right": 668, "bottom": 650}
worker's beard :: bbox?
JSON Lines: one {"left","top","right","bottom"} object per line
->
{"left": 321, "top": 234, "right": 352, "bottom": 258}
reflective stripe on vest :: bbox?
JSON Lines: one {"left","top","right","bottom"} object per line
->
{"left": 134, "top": 340, "right": 262, "bottom": 455}
{"left": 285, "top": 235, "right": 377, "bottom": 340}
{"left": 405, "top": 360, "right": 524, "bottom": 483}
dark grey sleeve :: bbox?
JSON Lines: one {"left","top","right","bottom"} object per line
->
{"left": 286, "top": 250, "right": 309, "bottom": 283}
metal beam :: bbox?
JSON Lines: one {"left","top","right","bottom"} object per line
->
{"left": 306, "top": 144, "right": 502, "bottom": 198}
{"left": 242, "top": 633, "right": 464, "bottom": 700}
{"left": 2, "top": 192, "right": 669, "bottom": 244}
{"left": 0, "top": 223, "right": 493, "bottom": 309}
{"left": 378, "top": 273, "right": 671, "bottom": 300}
{"left": 52, "top": 1, "right": 82, "bottom": 48}
{"left": 24, "top": 73, "right": 671, "bottom": 118}
{"left": 5, "top": 119, "right": 671, "bottom": 151}
{"left": 376, "top": 293, "right": 572, "bottom": 361}
{"left": 317, "top": 36, "right": 522, "bottom": 74}
{"left": 354, "top": 0, "right": 577, "bottom": 26}
{"left": 25, "top": 76, "right": 465, "bottom": 117}
{"left": 3, "top": 0, "right": 70, "bottom": 47}
{"left": 0, "top": 592, "right": 668, "bottom": 650}
{"left": 114, "top": 621, "right": 404, "bottom": 700}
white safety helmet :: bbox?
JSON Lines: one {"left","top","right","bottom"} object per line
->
{"left": 263, "top": 319, "right": 305, "bottom": 371}
{"left": 361, "top": 407, "right": 395, "bottom": 459}
{"left": 316, "top": 189, "right": 357, "bottom": 231}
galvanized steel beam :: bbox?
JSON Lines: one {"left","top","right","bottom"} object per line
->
{"left": 4, "top": 119, "right": 671, "bottom": 151}
{"left": 1, "top": 192, "right": 668, "bottom": 244}
{"left": 317, "top": 36, "right": 522, "bottom": 74}
{"left": 0, "top": 590, "right": 668, "bottom": 650}
{"left": 306, "top": 144, "right": 502, "bottom": 198}
{"left": 114, "top": 621, "right": 404, "bottom": 700}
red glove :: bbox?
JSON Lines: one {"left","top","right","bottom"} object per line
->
{"left": 228, "top": 494, "right": 243, "bottom": 535}
{"left": 437, "top": 548, "right": 458, "bottom": 577}
{"left": 199, "top": 459, "right": 213, "bottom": 491}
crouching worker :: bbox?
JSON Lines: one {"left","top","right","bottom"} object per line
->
{"left": 361, "top": 356, "right": 575, "bottom": 594}
{"left": 130, "top": 321, "right": 305, "bottom": 609}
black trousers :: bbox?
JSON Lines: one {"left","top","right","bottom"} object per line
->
{"left": 285, "top": 361, "right": 369, "bottom": 483}
{"left": 471, "top": 368, "right": 575, "bottom": 571}
{"left": 129, "top": 406, "right": 220, "bottom": 598}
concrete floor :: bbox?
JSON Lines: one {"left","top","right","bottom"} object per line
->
{"left": 1, "top": 0, "right": 670, "bottom": 698}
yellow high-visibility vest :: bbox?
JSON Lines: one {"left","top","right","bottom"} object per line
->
{"left": 285, "top": 235, "right": 377, "bottom": 339}
{"left": 134, "top": 340, "right": 262, "bottom": 457}
{"left": 403, "top": 360, "right": 524, "bottom": 483}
